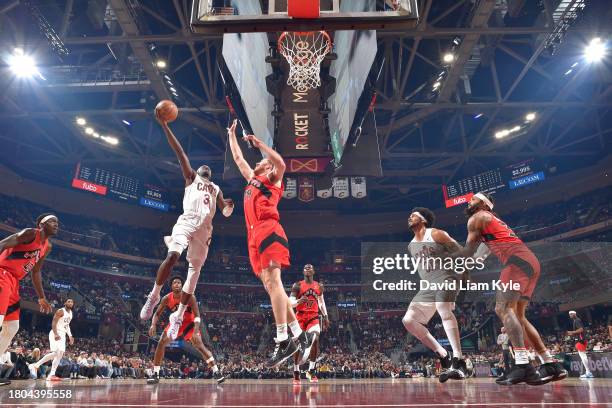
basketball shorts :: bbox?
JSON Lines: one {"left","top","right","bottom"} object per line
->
{"left": 405, "top": 300, "right": 456, "bottom": 325}
{"left": 164, "top": 216, "right": 212, "bottom": 270}
{"left": 297, "top": 313, "right": 320, "bottom": 334}
{"left": 575, "top": 341, "right": 588, "bottom": 352}
{"left": 164, "top": 319, "right": 196, "bottom": 341}
{"left": 0, "top": 269, "right": 20, "bottom": 321}
{"left": 247, "top": 219, "right": 290, "bottom": 277}
{"left": 499, "top": 251, "right": 540, "bottom": 300}
{"left": 49, "top": 331, "right": 67, "bottom": 352}
{"left": 413, "top": 275, "right": 459, "bottom": 303}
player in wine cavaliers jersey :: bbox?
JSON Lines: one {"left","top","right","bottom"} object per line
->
{"left": 0, "top": 213, "right": 57, "bottom": 386}
{"left": 227, "top": 119, "right": 313, "bottom": 369}
{"left": 289, "top": 264, "right": 329, "bottom": 384}
{"left": 449, "top": 192, "right": 566, "bottom": 386}
{"left": 147, "top": 276, "right": 225, "bottom": 384}
{"left": 140, "top": 116, "right": 234, "bottom": 342}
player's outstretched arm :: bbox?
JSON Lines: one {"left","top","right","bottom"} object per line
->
{"left": 216, "top": 189, "right": 234, "bottom": 217}
{"left": 158, "top": 120, "right": 196, "bottom": 184}
{"left": 0, "top": 229, "right": 36, "bottom": 253}
{"left": 243, "top": 134, "right": 286, "bottom": 184}
{"left": 31, "top": 244, "right": 52, "bottom": 314}
{"left": 447, "top": 212, "right": 491, "bottom": 259}
{"left": 227, "top": 119, "right": 254, "bottom": 181}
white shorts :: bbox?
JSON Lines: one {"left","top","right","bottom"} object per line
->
{"left": 404, "top": 301, "right": 456, "bottom": 325}
{"left": 164, "top": 217, "right": 212, "bottom": 269}
{"left": 49, "top": 331, "right": 66, "bottom": 352}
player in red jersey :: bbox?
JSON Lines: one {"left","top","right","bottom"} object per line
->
{"left": 447, "top": 192, "right": 566, "bottom": 385}
{"left": 227, "top": 119, "right": 313, "bottom": 368}
{"left": 0, "top": 213, "right": 57, "bottom": 386}
{"left": 289, "top": 264, "right": 329, "bottom": 384}
{"left": 147, "top": 276, "right": 225, "bottom": 384}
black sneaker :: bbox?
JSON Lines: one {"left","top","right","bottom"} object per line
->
{"left": 438, "top": 351, "right": 452, "bottom": 370}
{"left": 440, "top": 357, "right": 467, "bottom": 383}
{"left": 213, "top": 370, "right": 226, "bottom": 384}
{"left": 496, "top": 364, "right": 540, "bottom": 386}
{"left": 296, "top": 332, "right": 314, "bottom": 365}
{"left": 0, "top": 378, "right": 10, "bottom": 386}
{"left": 147, "top": 374, "right": 159, "bottom": 385}
{"left": 266, "top": 338, "right": 298, "bottom": 368}
{"left": 535, "top": 362, "right": 567, "bottom": 384}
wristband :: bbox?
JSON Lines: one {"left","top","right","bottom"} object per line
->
{"left": 194, "top": 317, "right": 201, "bottom": 323}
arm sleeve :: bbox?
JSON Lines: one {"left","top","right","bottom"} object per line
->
{"left": 318, "top": 294, "right": 328, "bottom": 317}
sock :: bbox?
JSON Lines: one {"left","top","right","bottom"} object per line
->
{"left": 514, "top": 348, "right": 529, "bottom": 365}
{"left": 35, "top": 352, "right": 56, "bottom": 368}
{"left": 212, "top": 365, "right": 219, "bottom": 373}
{"left": 441, "top": 321, "right": 462, "bottom": 359}
{"left": 294, "top": 364, "right": 300, "bottom": 372}
{"left": 276, "top": 324, "right": 288, "bottom": 342}
{"left": 288, "top": 320, "right": 302, "bottom": 339}
{"left": 537, "top": 349, "right": 554, "bottom": 364}
{"left": 154, "top": 366, "right": 160, "bottom": 375}
{"left": 50, "top": 352, "right": 63, "bottom": 377}
{"left": 578, "top": 352, "right": 591, "bottom": 374}
{"left": 176, "top": 303, "right": 187, "bottom": 318}
{"left": 309, "top": 361, "right": 316, "bottom": 371}
{"left": 152, "top": 284, "right": 163, "bottom": 297}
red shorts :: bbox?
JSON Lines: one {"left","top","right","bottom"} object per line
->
{"left": 0, "top": 269, "right": 20, "bottom": 321}
{"left": 575, "top": 341, "right": 588, "bottom": 352}
{"left": 248, "top": 219, "right": 290, "bottom": 277}
{"left": 297, "top": 313, "right": 320, "bottom": 332}
{"left": 164, "top": 319, "right": 196, "bottom": 341}
{"left": 499, "top": 252, "right": 540, "bottom": 300}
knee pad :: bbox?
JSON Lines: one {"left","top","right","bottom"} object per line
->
{"left": 182, "top": 264, "right": 202, "bottom": 295}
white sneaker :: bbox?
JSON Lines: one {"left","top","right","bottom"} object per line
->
{"left": 140, "top": 292, "right": 161, "bottom": 320}
{"left": 167, "top": 311, "right": 183, "bottom": 340}
{"left": 580, "top": 372, "right": 594, "bottom": 379}
{"left": 28, "top": 364, "right": 37, "bottom": 379}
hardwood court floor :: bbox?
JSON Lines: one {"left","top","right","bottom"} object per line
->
{"left": 0, "top": 377, "right": 610, "bottom": 407}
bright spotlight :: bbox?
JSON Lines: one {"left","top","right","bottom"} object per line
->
{"left": 85, "top": 127, "right": 94, "bottom": 135}
{"left": 432, "top": 81, "right": 441, "bottom": 90}
{"left": 122, "top": 120, "right": 132, "bottom": 126}
{"left": 92, "top": 132, "right": 100, "bottom": 138}
{"left": 495, "top": 129, "right": 510, "bottom": 139}
{"left": 102, "top": 136, "right": 119, "bottom": 145}
{"left": 443, "top": 53, "right": 455, "bottom": 63}
{"left": 525, "top": 112, "right": 536, "bottom": 122}
{"left": 584, "top": 37, "right": 606, "bottom": 62}
{"left": 156, "top": 60, "right": 167, "bottom": 69}
{"left": 8, "top": 52, "right": 39, "bottom": 78}
{"left": 76, "top": 117, "right": 86, "bottom": 126}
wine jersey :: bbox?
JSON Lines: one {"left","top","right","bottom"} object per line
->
{"left": 296, "top": 280, "right": 322, "bottom": 316}
{"left": 166, "top": 293, "right": 195, "bottom": 322}
{"left": 243, "top": 175, "right": 283, "bottom": 230}
{"left": 181, "top": 175, "right": 219, "bottom": 228}
{"left": 479, "top": 211, "right": 531, "bottom": 265}
{"left": 0, "top": 229, "right": 49, "bottom": 281}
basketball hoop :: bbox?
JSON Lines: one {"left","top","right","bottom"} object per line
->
{"left": 278, "top": 31, "right": 332, "bottom": 93}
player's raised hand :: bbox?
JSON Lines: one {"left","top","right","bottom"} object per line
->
{"left": 227, "top": 119, "right": 238, "bottom": 136}
{"left": 38, "top": 298, "right": 52, "bottom": 314}
{"left": 322, "top": 317, "right": 330, "bottom": 331}
{"left": 243, "top": 134, "right": 263, "bottom": 148}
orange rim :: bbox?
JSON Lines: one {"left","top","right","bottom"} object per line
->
{"left": 278, "top": 30, "right": 332, "bottom": 58}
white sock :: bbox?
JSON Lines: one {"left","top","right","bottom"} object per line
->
{"left": 176, "top": 303, "right": 187, "bottom": 318}
{"left": 288, "top": 320, "right": 302, "bottom": 338}
{"left": 538, "top": 349, "right": 553, "bottom": 364}
{"left": 154, "top": 366, "right": 160, "bottom": 375}
{"left": 35, "top": 352, "right": 56, "bottom": 368}
{"left": 294, "top": 364, "right": 300, "bottom": 372}
{"left": 578, "top": 352, "right": 591, "bottom": 374}
{"left": 212, "top": 365, "right": 219, "bottom": 373}
{"left": 441, "top": 320, "right": 462, "bottom": 359}
{"left": 151, "top": 284, "right": 163, "bottom": 297}
{"left": 50, "top": 351, "right": 63, "bottom": 377}
{"left": 514, "top": 348, "right": 529, "bottom": 365}
{"left": 309, "top": 361, "right": 316, "bottom": 371}
{"left": 276, "top": 324, "right": 288, "bottom": 342}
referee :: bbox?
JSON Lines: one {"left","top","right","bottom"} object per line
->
{"left": 497, "top": 327, "right": 511, "bottom": 377}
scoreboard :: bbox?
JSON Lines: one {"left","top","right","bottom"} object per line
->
{"left": 442, "top": 160, "right": 546, "bottom": 208}
{"left": 72, "top": 163, "right": 170, "bottom": 212}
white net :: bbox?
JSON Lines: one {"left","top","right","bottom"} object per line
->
{"left": 278, "top": 31, "right": 332, "bottom": 93}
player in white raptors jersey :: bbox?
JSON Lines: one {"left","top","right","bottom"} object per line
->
{"left": 29, "top": 299, "right": 74, "bottom": 381}
{"left": 140, "top": 116, "right": 234, "bottom": 341}
{"left": 404, "top": 208, "right": 467, "bottom": 383}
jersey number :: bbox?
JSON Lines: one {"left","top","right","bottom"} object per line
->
{"left": 496, "top": 218, "right": 518, "bottom": 239}
{"left": 203, "top": 193, "right": 211, "bottom": 206}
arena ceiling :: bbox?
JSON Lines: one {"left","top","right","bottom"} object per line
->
{"left": 0, "top": 0, "right": 611, "bottom": 212}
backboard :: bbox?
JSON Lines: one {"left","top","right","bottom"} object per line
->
{"left": 191, "top": 0, "right": 419, "bottom": 34}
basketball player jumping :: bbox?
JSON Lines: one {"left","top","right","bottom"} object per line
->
{"left": 227, "top": 119, "right": 313, "bottom": 367}
{"left": 447, "top": 192, "right": 567, "bottom": 385}
{"left": 140, "top": 117, "right": 234, "bottom": 341}
{"left": 0, "top": 213, "right": 56, "bottom": 386}
{"left": 147, "top": 276, "right": 225, "bottom": 384}
{"left": 290, "top": 264, "right": 329, "bottom": 384}
{"left": 404, "top": 207, "right": 467, "bottom": 383}
{"left": 29, "top": 299, "right": 74, "bottom": 381}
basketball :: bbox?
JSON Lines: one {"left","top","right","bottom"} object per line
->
{"left": 155, "top": 100, "right": 178, "bottom": 122}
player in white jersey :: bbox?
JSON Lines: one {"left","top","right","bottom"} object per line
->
{"left": 403, "top": 207, "right": 467, "bottom": 382}
{"left": 29, "top": 299, "right": 74, "bottom": 381}
{"left": 140, "top": 117, "right": 234, "bottom": 341}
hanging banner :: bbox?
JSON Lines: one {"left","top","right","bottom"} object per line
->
{"left": 333, "top": 177, "right": 350, "bottom": 199}
{"left": 351, "top": 177, "right": 367, "bottom": 198}
{"left": 317, "top": 182, "right": 333, "bottom": 199}
{"left": 283, "top": 178, "right": 297, "bottom": 199}
{"left": 298, "top": 176, "right": 315, "bottom": 202}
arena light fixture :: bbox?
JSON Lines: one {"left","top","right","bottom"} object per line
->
{"left": 443, "top": 53, "right": 455, "bottom": 63}
{"left": 495, "top": 129, "right": 510, "bottom": 139}
{"left": 474, "top": 113, "right": 484, "bottom": 119}
{"left": 102, "top": 136, "right": 119, "bottom": 145}
{"left": 8, "top": 48, "right": 41, "bottom": 78}
{"left": 156, "top": 60, "right": 167, "bottom": 69}
{"left": 85, "top": 127, "right": 94, "bottom": 135}
{"left": 584, "top": 37, "right": 606, "bottom": 62}
{"left": 92, "top": 132, "right": 100, "bottom": 138}
{"left": 525, "top": 112, "right": 536, "bottom": 122}
{"left": 76, "top": 117, "right": 87, "bottom": 126}
{"left": 122, "top": 120, "right": 131, "bottom": 126}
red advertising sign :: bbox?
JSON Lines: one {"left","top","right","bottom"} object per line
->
{"left": 444, "top": 192, "right": 473, "bottom": 208}
{"left": 72, "top": 178, "right": 108, "bottom": 196}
